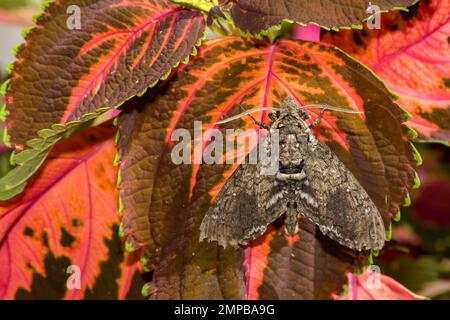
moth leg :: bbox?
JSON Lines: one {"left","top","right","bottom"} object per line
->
{"left": 284, "top": 203, "right": 299, "bottom": 234}
{"left": 247, "top": 113, "right": 271, "bottom": 130}
{"left": 300, "top": 110, "right": 310, "bottom": 120}
{"left": 309, "top": 109, "right": 326, "bottom": 129}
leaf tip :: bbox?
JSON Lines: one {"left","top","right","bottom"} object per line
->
{"left": 141, "top": 282, "right": 151, "bottom": 297}
{"left": 118, "top": 222, "right": 125, "bottom": 238}
{"left": 385, "top": 223, "right": 393, "bottom": 241}
{"left": 22, "top": 27, "right": 33, "bottom": 39}
{"left": 408, "top": 127, "right": 419, "bottom": 141}
{"left": 5, "top": 62, "right": 15, "bottom": 75}
{"left": 113, "top": 126, "right": 121, "bottom": 166}
{"left": 32, "top": 12, "right": 41, "bottom": 24}
{"left": 113, "top": 152, "right": 120, "bottom": 167}
{"left": 410, "top": 142, "right": 423, "bottom": 166}
{"left": 394, "top": 210, "right": 401, "bottom": 222}
{"left": 40, "top": 0, "right": 52, "bottom": 10}
{"left": 124, "top": 239, "right": 136, "bottom": 253}
{"left": 11, "top": 44, "right": 22, "bottom": 58}
{"left": 412, "top": 170, "right": 421, "bottom": 189}
{"left": 141, "top": 257, "right": 151, "bottom": 272}
{"left": 118, "top": 195, "right": 124, "bottom": 217}
{"left": 116, "top": 169, "right": 122, "bottom": 188}
{"left": 403, "top": 191, "right": 411, "bottom": 207}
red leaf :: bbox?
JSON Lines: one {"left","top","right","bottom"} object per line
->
{"left": 322, "top": 0, "right": 450, "bottom": 143}
{"left": 0, "top": 124, "right": 139, "bottom": 299}
{"left": 333, "top": 269, "right": 425, "bottom": 300}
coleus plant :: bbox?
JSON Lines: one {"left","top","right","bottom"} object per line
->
{"left": 0, "top": 0, "right": 447, "bottom": 299}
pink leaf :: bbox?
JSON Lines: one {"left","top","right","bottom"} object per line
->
{"left": 334, "top": 269, "right": 426, "bottom": 300}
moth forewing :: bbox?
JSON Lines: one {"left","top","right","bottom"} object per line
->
{"left": 259, "top": 128, "right": 279, "bottom": 176}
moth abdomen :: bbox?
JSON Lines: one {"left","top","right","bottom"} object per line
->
{"left": 284, "top": 203, "right": 299, "bottom": 235}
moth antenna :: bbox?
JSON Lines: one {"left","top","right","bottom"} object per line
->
{"left": 308, "top": 109, "right": 326, "bottom": 129}
{"left": 214, "top": 107, "right": 281, "bottom": 125}
{"left": 301, "top": 104, "right": 362, "bottom": 114}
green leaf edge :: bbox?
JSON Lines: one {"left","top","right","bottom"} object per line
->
{"left": 415, "top": 138, "right": 450, "bottom": 146}
{"left": 0, "top": 108, "right": 111, "bottom": 201}
{"left": 170, "top": 0, "right": 218, "bottom": 12}
{"left": 141, "top": 257, "right": 151, "bottom": 272}
{"left": 141, "top": 282, "right": 151, "bottom": 297}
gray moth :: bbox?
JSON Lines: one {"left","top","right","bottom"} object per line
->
{"left": 200, "top": 96, "right": 386, "bottom": 251}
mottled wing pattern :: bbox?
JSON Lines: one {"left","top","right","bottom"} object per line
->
{"left": 298, "top": 136, "right": 386, "bottom": 251}
{"left": 200, "top": 161, "right": 285, "bottom": 247}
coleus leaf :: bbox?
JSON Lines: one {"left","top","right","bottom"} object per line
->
{"left": 4, "top": 0, "right": 205, "bottom": 148}
{"left": 0, "top": 0, "right": 206, "bottom": 200}
{"left": 170, "top": 0, "right": 218, "bottom": 12}
{"left": 117, "top": 37, "right": 417, "bottom": 299}
{"left": 224, "top": 0, "right": 417, "bottom": 34}
{"left": 333, "top": 269, "right": 426, "bottom": 300}
{"left": 0, "top": 124, "right": 140, "bottom": 299}
{"left": 322, "top": 0, "right": 450, "bottom": 143}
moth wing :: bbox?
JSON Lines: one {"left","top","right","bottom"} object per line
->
{"left": 297, "top": 138, "right": 386, "bottom": 251}
{"left": 200, "top": 161, "right": 285, "bottom": 247}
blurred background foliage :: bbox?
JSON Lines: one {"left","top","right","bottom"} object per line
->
{"left": 0, "top": 0, "right": 449, "bottom": 300}
{"left": 0, "top": 0, "right": 39, "bottom": 10}
{"left": 0, "top": 0, "right": 41, "bottom": 26}
{"left": 379, "top": 143, "right": 450, "bottom": 299}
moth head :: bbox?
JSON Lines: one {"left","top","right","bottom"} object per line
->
{"left": 277, "top": 97, "right": 310, "bottom": 122}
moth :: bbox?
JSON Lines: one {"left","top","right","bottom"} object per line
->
{"left": 200, "top": 96, "right": 386, "bottom": 251}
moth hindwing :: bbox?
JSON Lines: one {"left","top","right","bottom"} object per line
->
{"left": 200, "top": 97, "right": 385, "bottom": 251}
